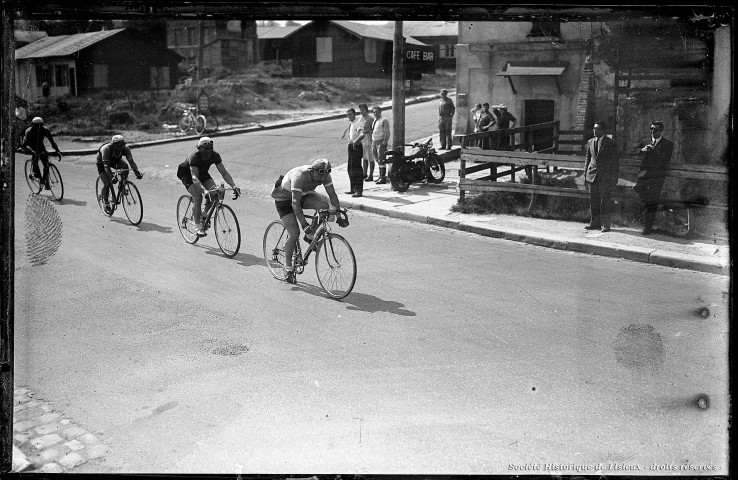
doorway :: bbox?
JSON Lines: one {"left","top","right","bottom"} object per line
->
{"left": 524, "top": 99, "right": 555, "bottom": 152}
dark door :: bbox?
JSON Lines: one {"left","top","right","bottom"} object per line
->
{"left": 68, "top": 67, "right": 77, "bottom": 97}
{"left": 524, "top": 100, "right": 555, "bottom": 152}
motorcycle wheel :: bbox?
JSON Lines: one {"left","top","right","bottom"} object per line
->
{"left": 390, "top": 164, "right": 411, "bottom": 192}
{"left": 426, "top": 155, "right": 446, "bottom": 183}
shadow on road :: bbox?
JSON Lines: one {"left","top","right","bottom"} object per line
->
{"left": 109, "top": 216, "right": 173, "bottom": 233}
{"left": 289, "top": 282, "right": 416, "bottom": 316}
{"left": 55, "top": 197, "right": 87, "bottom": 207}
{"left": 198, "top": 243, "right": 263, "bottom": 266}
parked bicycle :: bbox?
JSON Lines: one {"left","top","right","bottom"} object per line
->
{"left": 24, "top": 151, "right": 63, "bottom": 200}
{"left": 95, "top": 168, "right": 144, "bottom": 225}
{"left": 177, "top": 184, "right": 241, "bottom": 257}
{"left": 178, "top": 106, "right": 207, "bottom": 135}
{"left": 263, "top": 208, "right": 356, "bottom": 299}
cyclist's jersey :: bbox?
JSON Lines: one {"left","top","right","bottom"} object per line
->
{"left": 96, "top": 142, "right": 137, "bottom": 170}
{"left": 181, "top": 150, "right": 223, "bottom": 182}
{"left": 23, "top": 125, "right": 59, "bottom": 154}
{"left": 271, "top": 165, "right": 333, "bottom": 202}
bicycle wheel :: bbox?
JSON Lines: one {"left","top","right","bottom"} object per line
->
{"left": 214, "top": 204, "right": 240, "bottom": 257}
{"left": 95, "top": 177, "right": 114, "bottom": 217}
{"left": 24, "top": 158, "right": 42, "bottom": 194}
{"left": 314, "top": 233, "right": 357, "bottom": 299}
{"left": 206, "top": 114, "right": 219, "bottom": 133}
{"left": 47, "top": 163, "right": 64, "bottom": 200}
{"left": 121, "top": 181, "right": 143, "bottom": 226}
{"left": 176, "top": 195, "right": 200, "bottom": 244}
{"left": 263, "top": 221, "right": 289, "bottom": 280}
{"left": 178, "top": 114, "right": 191, "bottom": 133}
{"left": 195, "top": 115, "right": 207, "bottom": 135}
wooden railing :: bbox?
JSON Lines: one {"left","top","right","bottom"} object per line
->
{"left": 454, "top": 121, "right": 560, "bottom": 154}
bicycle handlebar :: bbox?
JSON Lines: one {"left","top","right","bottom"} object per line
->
{"left": 206, "top": 184, "right": 240, "bottom": 200}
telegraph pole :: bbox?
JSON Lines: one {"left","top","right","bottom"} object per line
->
{"left": 197, "top": 20, "right": 205, "bottom": 81}
{"left": 390, "top": 21, "right": 405, "bottom": 190}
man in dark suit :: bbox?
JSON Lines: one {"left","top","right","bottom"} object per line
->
{"left": 584, "top": 121, "right": 619, "bottom": 232}
{"left": 629, "top": 121, "right": 674, "bottom": 235}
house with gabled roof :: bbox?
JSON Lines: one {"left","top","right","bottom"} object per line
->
{"left": 15, "top": 28, "right": 182, "bottom": 100}
{"left": 288, "top": 20, "right": 435, "bottom": 90}
{"left": 257, "top": 24, "right": 305, "bottom": 64}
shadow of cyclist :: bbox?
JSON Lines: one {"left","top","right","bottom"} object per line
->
{"left": 286, "top": 282, "right": 416, "bottom": 316}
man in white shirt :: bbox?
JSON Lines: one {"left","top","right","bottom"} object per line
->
{"left": 343, "top": 108, "right": 365, "bottom": 197}
{"left": 371, "top": 106, "right": 391, "bottom": 184}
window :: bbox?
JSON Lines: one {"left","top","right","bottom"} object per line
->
{"left": 528, "top": 22, "right": 561, "bottom": 38}
{"left": 174, "top": 28, "right": 182, "bottom": 46}
{"left": 35, "top": 65, "right": 52, "bottom": 86}
{"left": 93, "top": 64, "right": 108, "bottom": 88}
{"left": 364, "top": 38, "right": 377, "bottom": 63}
{"left": 439, "top": 44, "right": 456, "bottom": 58}
{"left": 54, "top": 65, "right": 69, "bottom": 87}
{"left": 316, "top": 37, "right": 333, "bottom": 63}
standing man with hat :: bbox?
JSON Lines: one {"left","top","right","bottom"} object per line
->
{"left": 22, "top": 116, "right": 61, "bottom": 190}
{"left": 342, "top": 108, "right": 366, "bottom": 197}
{"left": 438, "top": 89, "right": 455, "bottom": 150}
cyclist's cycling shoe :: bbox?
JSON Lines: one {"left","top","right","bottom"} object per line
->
{"left": 285, "top": 271, "right": 297, "bottom": 284}
{"left": 196, "top": 228, "right": 208, "bottom": 237}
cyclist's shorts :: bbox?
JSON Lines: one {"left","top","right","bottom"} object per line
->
{"left": 97, "top": 158, "right": 128, "bottom": 175}
{"left": 275, "top": 199, "right": 294, "bottom": 219}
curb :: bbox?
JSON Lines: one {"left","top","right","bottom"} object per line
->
{"left": 343, "top": 200, "right": 728, "bottom": 276}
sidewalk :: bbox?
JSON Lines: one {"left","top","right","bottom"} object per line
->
{"left": 330, "top": 142, "right": 729, "bottom": 276}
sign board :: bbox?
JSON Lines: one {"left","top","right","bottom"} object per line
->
{"left": 404, "top": 43, "right": 437, "bottom": 80}
{"left": 197, "top": 91, "right": 210, "bottom": 113}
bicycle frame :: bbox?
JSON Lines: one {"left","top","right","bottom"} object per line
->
{"left": 287, "top": 210, "right": 343, "bottom": 272}
{"left": 106, "top": 170, "right": 130, "bottom": 210}
{"left": 200, "top": 185, "right": 238, "bottom": 227}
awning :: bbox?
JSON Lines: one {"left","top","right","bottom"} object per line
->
{"left": 497, "top": 61, "right": 569, "bottom": 94}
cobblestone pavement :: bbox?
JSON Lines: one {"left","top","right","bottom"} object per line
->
{"left": 12, "top": 387, "right": 110, "bottom": 473}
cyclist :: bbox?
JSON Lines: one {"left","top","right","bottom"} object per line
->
{"left": 271, "top": 158, "right": 346, "bottom": 284}
{"left": 22, "top": 117, "right": 61, "bottom": 190}
{"left": 97, "top": 135, "right": 143, "bottom": 213}
{"left": 176, "top": 136, "right": 240, "bottom": 236}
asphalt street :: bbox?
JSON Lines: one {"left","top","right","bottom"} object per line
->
{"left": 10, "top": 99, "right": 730, "bottom": 474}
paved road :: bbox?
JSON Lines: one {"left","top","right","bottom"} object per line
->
{"left": 12, "top": 103, "right": 729, "bottom": 474}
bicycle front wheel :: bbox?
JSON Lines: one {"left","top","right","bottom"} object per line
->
{"left": 214, "top": 204, "right": 240, "bottom": 257}
{"left": 263, "top": 221, "right": 289, "bottom": 280}
{"left": 178, "top": 114, "right": 191, "bottom": 133}
{"left": 47, "top": 163, "right": 64, "bottom": 200}
{"left": 24, "top": 158, "right": 42, "bottom": 194}
{"left": 314, "top": 233, "right": 357, "bottom": 299}
{"left": 195, "top": 115, "right": 207, "bottom": 135}
{"left": 95, "top": 177, "right": 114, "bottom": 217}
{"left": 176, "top": 195, "right": 200, "bottom": 244}
{"left": 122, "top": 181, "right": 143, "bottom": 226}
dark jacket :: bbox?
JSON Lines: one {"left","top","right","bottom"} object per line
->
{"left": 629, "top": 136, "right": 674, "bottom": 181}
{"left": 584, "top": 135, "right": 619, "bottom": 186}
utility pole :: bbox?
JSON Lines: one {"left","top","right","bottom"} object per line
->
{"left": 0, "top": 3, "right": 15, "bottom": 474}
{"left": 197, "top": 20, "right": 205, "bottom": 81}
{"left": 390, "top": 21, "right": 405, "bottom": 191}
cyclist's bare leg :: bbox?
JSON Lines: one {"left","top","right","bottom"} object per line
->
{"left": 99, "top": 171, "right": 113, "bottom": 202}
{"left": 188, "top": 178, "right": 215, "bottom": 226}
{"left": 301, "top": 191, "right": 331, "bottom": 211}
{"left": 281, "top": 212, "right": 300, "bottom": 270}
{"left": 201, "top": 178, "right": 216, "bottom": 220}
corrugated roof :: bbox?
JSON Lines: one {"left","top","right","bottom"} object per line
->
{"left": 257, "top": 24, "right": 306, "bottom": 40}
{"left": 15, "top": 30, "right": 48, "bottom": 44}
{"left": 332, "top": 20, "right": 426, "bottom": 45}
{"left": 15, "top": 29, "right": 125, "bottom": 59}
{"left": 397, "top": 21, "right": 458, "bottom": 38}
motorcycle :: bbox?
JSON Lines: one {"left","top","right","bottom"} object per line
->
{"left": 384, "top": 138, "right": 446, "bottom": 192}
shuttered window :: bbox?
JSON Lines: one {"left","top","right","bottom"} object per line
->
{"left": 316, "top": 37, "right": 333, "bottom": 63}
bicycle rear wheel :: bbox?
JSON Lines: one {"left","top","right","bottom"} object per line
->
{"left": 122, "top": 181, "right": 143, "bottom": 225}
{"left": 176, "top": 195, "right": 199, "bottom": 244}
{"left": 24, "top": 158, "right": 42, "bottom": 194}
{"left": 178, "top": 114, "right": 191, "bottom": 133}
{"left": 95, "top": 177, "right": 114, "bottom": 217}
{"left": 47, "top": 163, "right": 64, "bottom": 200}
{"left": 314, "top": 233, "right": 357, "bottom": 299}
{"left": 263, "top": 221, "right": 289, "bottom": 280}
{"left": 214, "top": 204, "right": 240, "bottom": 257}
{"left": 195, "top": 115, "right": 207, "bottom": 134}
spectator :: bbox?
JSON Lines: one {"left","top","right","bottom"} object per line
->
{"left": 438, "top": 89, "right": 455, "bottom": 150}
{"left": 341, "top": 108, "right": 365, "bottom": 197}
{"left": 495, "top": 104, "right": 517, "bottom": 149}
{"left": 583, "top": 121, "right": 619, "bottom": 233}
{"left": 371, "top": 106, "right": 391, "bottom": 185}
{"left": 471, "top": 103, "right": 483, "bottom": 131}
{"left": 476, "top": 103, "right": 495, "bottom": 149}
{"left": 629, "top": 121, "right": 674, "bottom": 235}
{"left": 358, "top": 103, "right": 375, "bottom": 181}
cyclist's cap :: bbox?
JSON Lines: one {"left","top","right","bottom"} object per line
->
{"left": 310, "top": 159, "right": 331, "bottom": 171}
{"left": 32, "top": 117, "right": 43, "bottom": 124}
{"left": 111, "top": 135, "right": 125, "bottom": 145}
{"left": 197, "top": 136, "right": 214, "bottom": 147}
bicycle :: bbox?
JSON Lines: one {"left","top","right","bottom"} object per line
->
{"left": 178, "top": 106, "right": 207, "bottom": 135}
{"left": 176, "top": 184, "right": 241, "bottom": 257}
{"left": 24, "top": 151, "right": 64, "bottom": 200}
{"left": 95, "top": 168, "right": 144, "bottom": 226}
{"left": 263, "top": 208, "right": 356, "bottom": 299}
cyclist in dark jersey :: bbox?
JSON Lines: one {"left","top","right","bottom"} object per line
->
{"left": 176, "top": 137, "right": 240, "bottom": 236}
{"left": 22, "top": 117, "right": 61, "bottom": 190}
{"left": 96, "top": 135, "right": 143, "bottom": 212}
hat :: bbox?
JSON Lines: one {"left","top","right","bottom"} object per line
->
{"left": 32, "top": 117, "right": 43, "bottom": 124}
{"left": 499, "top": 104, "right": 507, "bottom": 109}
{"left": 111, "top": 134, "right": 125, "bottom": 144}
{"left": 473, "top": 103, "right": 482, "bottom": 110}
{"left": 197, "top": 136, "right": 214, "bottom": 147}
{"left": 441, "top": 89, "right": 448, "bottom": 94}
{"left": 310, "top": 159, "right": 331, "bottom": 171}
{"left": 482, "top": 102, "right": 490, "bottom": 108}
